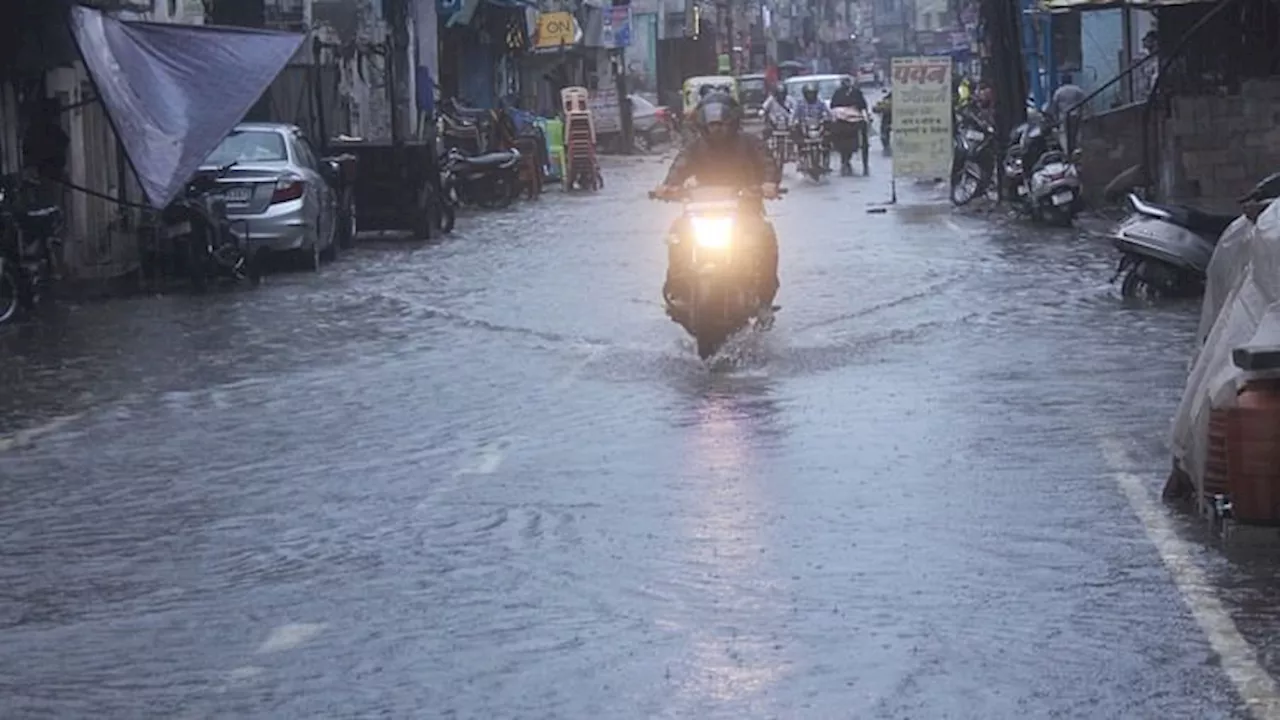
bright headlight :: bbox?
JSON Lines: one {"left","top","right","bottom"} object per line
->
{"left": 690, "top": 216, "right": 734, "bottom": 249}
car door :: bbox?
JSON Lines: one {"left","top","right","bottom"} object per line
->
{"left": 292, "top": 133, "right": 332, "bottom": 247}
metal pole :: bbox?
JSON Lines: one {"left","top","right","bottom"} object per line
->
{"left": 616, "top": 47, "right": 634, "bottom": 153}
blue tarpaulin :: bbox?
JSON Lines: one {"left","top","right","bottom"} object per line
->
{"left": 68, "top": 5, "right": 304, "bottom": 208}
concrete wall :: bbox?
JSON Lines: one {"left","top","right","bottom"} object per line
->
{"left": 1076, "top": 101, "right": 1143, "bottom": 206}
{"left": 1160, "top": 78, "right": 1280, "bottom": 212}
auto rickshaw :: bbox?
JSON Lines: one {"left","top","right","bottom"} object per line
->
{"left": 682, "top": 75, "right": 739, "bottom": 119}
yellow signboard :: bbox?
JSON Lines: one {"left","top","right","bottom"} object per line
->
{"left": 532, "top": 12, "right": 581, "bottom": 50}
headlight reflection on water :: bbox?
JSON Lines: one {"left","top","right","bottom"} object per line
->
{"left": 661, "top": 389, "right": 788, "bottom": 706}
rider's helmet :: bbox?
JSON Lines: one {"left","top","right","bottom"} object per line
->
{"left": 839, "top": 75, "right": 853, "bottom": 89}
{"left": 773, "top": 86, "right": 788, "bottom": 103}
{"left": 802, "top": 84, "right": 819, "bottom": 104}
{"left": 695, "top": 92, "right": 741, "bottom": 146}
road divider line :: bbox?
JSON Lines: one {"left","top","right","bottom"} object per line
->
{"left": 1099, "top": 436, "right": 1280, "bottom": 719}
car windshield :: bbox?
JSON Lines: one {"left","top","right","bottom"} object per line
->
{"left": 786, "top": 78, "right": 843, "bottom": 101}
{"left": 205, "top": 130, "right": 288, "bottom": 165}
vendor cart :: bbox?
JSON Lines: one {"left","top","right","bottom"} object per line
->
{"left": 323, "top": 137, "right": 447, "bottom": 240}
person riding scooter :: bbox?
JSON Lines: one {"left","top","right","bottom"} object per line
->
{"left": 654, "top": 93, "right": 782, "bottom": 322}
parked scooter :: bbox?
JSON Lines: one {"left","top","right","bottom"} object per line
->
{"left": 1109, "top": 194, "right": 1242, "bottom": 299}
{"left": 1006, "top": 109, "right": 1082, "bottom": 225}
{"left": 440, "top": 147, "right": 522, "bottom": 210}
{"left": 0, "top": 177, "right": 62, "bottom": 325}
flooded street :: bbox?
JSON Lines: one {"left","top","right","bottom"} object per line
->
{"left": 0, "top": 146, "right": 1273, "bottom": 718}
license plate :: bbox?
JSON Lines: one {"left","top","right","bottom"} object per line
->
{"left": 222, "top": 187, "right": 252, "bottom": 203}
{"left": 1052, "top": 190, "right": 1074, "bottom": 206}
{"left": 163, "top": 221, "right": 192, "bottom": 239}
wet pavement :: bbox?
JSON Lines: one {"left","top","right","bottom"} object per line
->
{"left": 0, "top": 132, "right": 1274, "bottom": 718}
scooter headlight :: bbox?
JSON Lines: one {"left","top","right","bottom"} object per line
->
{"left": 690, "top": 216, "right": 734, "bottom": 249}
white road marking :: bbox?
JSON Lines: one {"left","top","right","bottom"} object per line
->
{"left": 454, "top": 438, "right": 509, "bottom": 477}
{"left": 0, "top": 412, "right": 85, "bottom": 453}
{"left": 256, "top": 622, "right": 327, "bottom": 654}
{"left": 1100, "top": 437, "right": 1280, "bottom": 718}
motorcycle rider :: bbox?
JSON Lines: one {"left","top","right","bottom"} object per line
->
{"left": 829, "top": 76, "right": 869, "bottom": 175}
{"left": 791, "top": 83, "right": 832, "bottom": 170}
{"left": 830, "top": 76, "right": 868, "bottom": 112}
{"left": 761, "top": 85, "right": 793, "bottom": 137}
{"left": 654, "top": 92, "right": 783, "bottom": 322}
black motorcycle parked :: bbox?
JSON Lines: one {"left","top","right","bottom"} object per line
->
{"left": 440, "top": 147, "right": 522, "bottom": 210}
{"left": 0, "top": 178, "right": 62, "bottom": 326}
{"left": 148, "top": 162, "right": 261, "bottom": 292}
{"left": 951, "top": 108, "right": 996, "bottom": 206}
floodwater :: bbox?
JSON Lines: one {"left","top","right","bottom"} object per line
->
{"left": 0, "top": 128, "right": 1270, "bottom": 718}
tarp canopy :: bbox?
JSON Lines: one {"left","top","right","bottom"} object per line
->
{"left": 68, "top": 6, "right": 304, "bottom": 208}
{"left": 1171, "top": 203, "right": 1280, "bottom": 505}
{"left": 1037, "top": 0, "right": 1215, "bottom": 12}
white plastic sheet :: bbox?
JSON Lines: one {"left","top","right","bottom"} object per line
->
{"left": 1171, "top": 201, "right": 1280, "bottom": 498}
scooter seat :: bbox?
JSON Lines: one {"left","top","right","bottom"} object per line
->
{"left": 1133, "top": 196, "right": 1238, "bottom": 237}
{"left": 459, "top": 151, "right": 518, "bottom": 168}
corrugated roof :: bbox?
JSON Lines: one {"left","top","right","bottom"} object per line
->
{"left": 1038, "top": 0, "right": 1215, "bottom": 12}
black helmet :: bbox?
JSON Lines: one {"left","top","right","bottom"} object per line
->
{"left": 773, "top": 86, "right": 787, "bottom": 102}
{"left": 802, "top": 83, "right": 819, "bottom": 103}
{"left": 695, "top": 93, "right": 741, "bottom": 140}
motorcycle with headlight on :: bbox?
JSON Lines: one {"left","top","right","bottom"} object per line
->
{"left": 650, "top": 185, "right": 787, "bottom": 360}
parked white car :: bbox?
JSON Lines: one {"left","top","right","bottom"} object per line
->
{"left": 200, "top": 123, "right": 340, "bottom": 271}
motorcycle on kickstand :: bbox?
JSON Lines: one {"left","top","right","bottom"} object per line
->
{"left": 0, "top": 177, "right": 63, "bottom": 326}
{"left": 796, "top": 119, "right": 831, "bottom": 182}
{"left": 651, "top": 185, "right": 787, "bottom": 360}
{"left": 831, "top": 106, "right": 871, "bottom": 177}
{"left": 159, "top": 162, "right": 262, "bottom": 292}
{"left": 950, "top": 110, "right": 995, "bottom": 206}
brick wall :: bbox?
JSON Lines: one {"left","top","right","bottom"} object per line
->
{"left": 1077, "top": 102, "right": 1144, "bottom": 206}
{"left": 1160, "top": 78, "right": 1280, "bottom": 212}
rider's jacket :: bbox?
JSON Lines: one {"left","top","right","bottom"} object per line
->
{"left": 663, "top": 134, "right": 782, "bottom": 188}
{"left": 762, "top": 96, "right": 792, "bottom": 129}
{"left": 792, "top": 100, "right": 831, "bottom": 127}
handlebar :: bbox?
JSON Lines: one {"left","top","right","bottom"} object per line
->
{"left": 648, "top": 187, "right": 789, "bottom": 202}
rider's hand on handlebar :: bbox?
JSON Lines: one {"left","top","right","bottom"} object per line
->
{"left": 761, "top": 183, "right": 780, "bottom": 200}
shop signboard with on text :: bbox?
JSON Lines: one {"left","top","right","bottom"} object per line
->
{"left": 890, "top": 57, "right": 953, "bottom": 181}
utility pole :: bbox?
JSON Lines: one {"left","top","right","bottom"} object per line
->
{"left": 979, "top": 0, "right": 1026, "bottom": 199}
{"left": 612, "top": 0, "right": 635, "bottom": 153}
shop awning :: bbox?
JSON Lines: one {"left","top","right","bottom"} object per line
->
{"left": 1037, "top": 0, "right": 1216, "bottom": 12}
{"left": 69, "top": 5, "right": 304, "bottom": 208}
